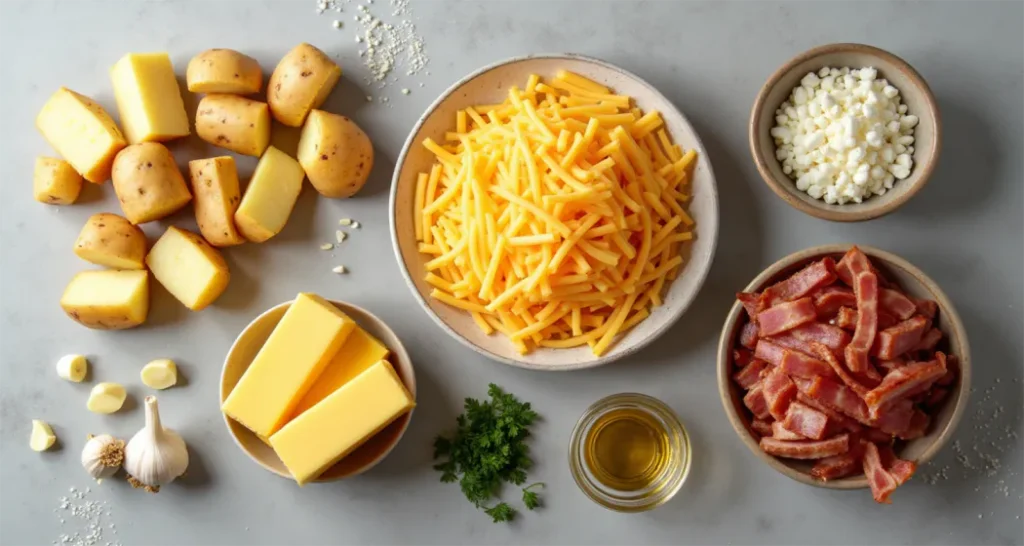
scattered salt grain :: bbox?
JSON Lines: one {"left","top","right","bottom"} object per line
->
{"left": 55, "top": 486, "right": 120, "bottom": 546}
{"left": 333, "top": 20, "right": 342, "bottom": 28}
{"left": 351, "top": 221, "right": 360, "bottom": 228}
{"left": 332, "top": 265, "right": 348, "bottom": 274}
{"left": 320, "top": 243, "right": 334, "bottom": 251}
{"left": 401, "top": 88, "right": 410, "bottom": 95}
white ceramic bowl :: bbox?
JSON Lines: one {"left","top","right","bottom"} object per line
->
{"left": 220, "top": 299, "right": 415, "bottom": 482}
{"left": 389, "top": 54, "right": 719, "bottom": 370}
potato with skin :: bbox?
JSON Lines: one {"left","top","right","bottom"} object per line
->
{"left": 111, "top": 142, "right": 192, "bottom": 224}
{"left": 187, "top": 49, "right": 262, "bottom": 94}
{"left": 74, "top": 213, "right": 147, "bottom": 269}
{"left": 61, "top": 270, "right": 149, "bottom": 329}
{"left": 267, "top": 43, "right": 341, "bottom": 127}
{"left": 195, "top": 94, "right": 271, "bottom": 157}
{"left": 146, "top": 226, "right": 230, "bottom": 311}
{"left": 33, "top": 157, "right": 83, "bottom": 205}
{"left": 188, "top": 157, "right": 245, "bottom": 247}
{"left": 297, "top": 110, "right": 375, "bottom": 198}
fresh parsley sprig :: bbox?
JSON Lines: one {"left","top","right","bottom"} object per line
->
{"left": 433, "top": 384, "right": 543, "bottom": 523}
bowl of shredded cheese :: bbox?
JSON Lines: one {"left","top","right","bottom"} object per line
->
{"left": 389, "top": 54, "right": 718, "bottom": 370}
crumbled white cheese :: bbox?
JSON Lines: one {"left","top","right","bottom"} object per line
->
{"left": 771, "top": 66, "right": 919, "bottom": 205}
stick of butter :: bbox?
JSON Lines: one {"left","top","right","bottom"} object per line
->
{"left": 290, "top": 327, "right": 389, "bottom": 417}
{"left": 222, "top": 293, "right": 356, "bottom": 438}
{"left": 270, "top": 359, "right": 414, "bottom": 486}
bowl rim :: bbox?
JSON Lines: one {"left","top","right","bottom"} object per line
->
{"left": 219, "top": 298, "right": 416, "bottom": 483}
{"left": 748, "top": 42, "right": 942, "bottom": 222}
{"left": 716, "top": 244, "right": 971, "bottom": 489}
{"left": 388, "top": 52, "right": 720, "bottom": 371}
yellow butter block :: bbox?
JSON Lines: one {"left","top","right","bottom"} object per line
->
{"left": 111, "top": 53, "right": 190, "bottom": 143}
{"left": 36, "top": 88, "right": 127, "bottom": 183}
{"left": 292, "top": 327, "right": 390, "bottom": 416}
{"left": 270, "top": 360, "right": 414, "bottom": 485}
{"left": 222, "top": 293, "right": 356, "bottom": 437}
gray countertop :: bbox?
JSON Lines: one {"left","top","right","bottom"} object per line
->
{"left": 1, "top": 1, "right": 1022, "bottom": 545}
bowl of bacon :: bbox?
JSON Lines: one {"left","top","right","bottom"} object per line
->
{"left": 717, "top": 244, "right": 970, "bottom": 503}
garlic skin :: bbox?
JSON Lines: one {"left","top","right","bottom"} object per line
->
{"left": 81, "top": 434, "right": 125, "bottom": 482}
{"left": 124, "top": 396, "right": 189, "bottom": 487}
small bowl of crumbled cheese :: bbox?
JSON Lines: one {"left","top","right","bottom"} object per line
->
{"left": 750, "top": 43, "right": 941, "bottom": 221}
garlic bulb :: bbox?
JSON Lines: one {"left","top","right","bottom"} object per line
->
{"left": 124, "top": 396, "right": 189, "bottom": 488}
{"left": 81, "top": 434, "right": 125, "bottom": 482}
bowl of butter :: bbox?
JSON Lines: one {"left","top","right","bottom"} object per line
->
{"left": 220, "top": 293, "right": 416, "bottom": 485}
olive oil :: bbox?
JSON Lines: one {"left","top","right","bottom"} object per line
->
{"left": 584, "top": 407, "right": 672, "bottom": 491}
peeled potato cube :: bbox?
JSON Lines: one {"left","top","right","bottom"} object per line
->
{"left": 110, "top": 52, "right": 190, "bottom": 143}
{"left": 87, "top": 383, "right": 127, "bottom": 414}
{"left": 234, "top": 146, "right": 304, "bottom": 242}
{"left": 141, "top": 359, "right": 177, "bottom": 389}
{"left": 35, "top": 87, "right": 127, "bottom": 183}
{"left": 146, "top": 226, "right": 230, "bottom": 310}
{"left": 61, "top": 270, "right": 149, "bottom": 330}
{"left": 56, "top": 354, "right": 88, "bottom": 382}
{"left": 34, "top": 157, "right": 83, "bottom": 205}
{"left": 30, "top": 420, "right": 57, "bottom": 452}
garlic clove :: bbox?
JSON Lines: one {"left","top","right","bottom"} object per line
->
{"left": 56, "top": 354, "right": 88, "bottom": 382}
{"left": 140, "top": 359, "right": 178, "bottom": 390}
{"left": 87, "top": 383, "right": 127, "bottom": 414}
{"left": 124, "top": 396, "right": 189, "bottom": 488}
{"left": 81, "top": 434, "right": 125, "bottom": 482}
{"left": 30, "top": 420, "right": 57, "bottom": 451}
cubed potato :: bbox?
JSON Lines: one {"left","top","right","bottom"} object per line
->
{"left": 110, "top": 52, "right": 190, "bottom": 143}
{"left": 297, "top": 110, "right": 374, "bottom": 198}
{"left": 234, "top": 146, "right": 305, "bottom": 242}
{"left": 33, "top": 157, "right": 83, "bottom": 205}
{"left": 36, "top": 88, "right": 127, "bottom": 183}
{"left": 267, "top": 43, "right": 341, "bottom": 127}
{"left": 61, "top": 270, "right": 149, "bottom": 329}
{"left": 146, "top": 226, "right": 230, "bottom": 311}
{"left": 189, "top": 157, "right": 245, "bottom": 247}
{"left": 195, "top": 95, "right": 270, "bottom": 157}
{"left": 187, "top": 49, "right": 262, "bottom": 94}
{"left": 111, "top": 143, "right": 192, "bottom": 224}
{"left": 74, "top": 213, "right": 147, "bottom": 269}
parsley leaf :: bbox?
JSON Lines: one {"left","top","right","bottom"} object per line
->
{"left": 434, "top": 384, "right": 542, "bottom": 523}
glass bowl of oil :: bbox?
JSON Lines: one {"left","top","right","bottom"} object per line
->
{"left": 568, "top": 393, "right": 691, "bottom": 512}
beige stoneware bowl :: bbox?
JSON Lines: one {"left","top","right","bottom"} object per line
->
{"left": 389, "top": 54, "right": 719, "bottom": 370}
{"left": 220, "top": 299, "right": 415, "bottom": 483}
{"left": 717, "top": 244, "right": 970, "bottom": 489}
{"left": 750, "top": 43, "right": 941, "bottom": 222}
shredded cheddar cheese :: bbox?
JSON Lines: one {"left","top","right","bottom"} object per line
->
{"left": 414, "top": 70, "right": 698, "bottom": 356}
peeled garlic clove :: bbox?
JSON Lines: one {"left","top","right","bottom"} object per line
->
{"left": 87, "top": 383, "right": 127, "bottom": 414}
{"left": 141, "top": 359, "right": 177, "bottom": 390}
{"left": 56, "top": 354, "right": 88, "bottom": 382}
{"left": 124, "top": 396, "right": 189, "bottom": 488}
{"left": 30, "top": 420, "right": 56, "bottom": 451}
{"left": 81, "top": 434, "right": 125, "bottom": 482}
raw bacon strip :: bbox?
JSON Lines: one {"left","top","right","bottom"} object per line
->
{"left": 761, "top": 368, "right": 798, "bottom": 421}
{"left": 835, "top": 307, "right": 897, "bottom": 331}
{"left": 879, "top": 288, "right": 918, "bottom": 320}
{"left": 913, "top": 297, "right": 938, "bottom": 320}
{"left": 739, "top": 321, "right": 759, "bottom": 349}
{"left": 835, "top": 247, "right": 874, "bottom": 285}
{"left": 750, "top": 419, "right": 774, "bottom": 437}
{"left": 733, "top": 359, "right": 770, "bottom": 389}
{"left": 863, "top": 442, "right": 899, "bottom": 504}
{"left": 772, "top": 421, "right": 806, "bottom": 440}
{"left": 877, "top": 443, "right": 917, "bottom": 485}
{"left": 924, "top": 387, "right": 950, "bottom": 408}
{"left": 811, "top": 452, "right": 863, "bottom": 481}
{"left": 754, "top": 339, "right": 786, "bottom": 366}
{"left": 797, "top": 393, "right": 862, "bottom": 433}
{"left": 761, "top": 258, "right": 838, "bottom": 307}
{"left": 936, "top": 355, "right": 958, "bottom": 386}
{"left": 779, "top": 349, "right": 837, "bottom": 380}
{"left": 874, "top": 316, "right": 930, "bottom": 360}
{"left": 876, "top": 358, "right": 907, "bottom": 375}
{"left": 897, "top": 409, "right": 930, "bottom": 440}
{"left": 736, "top": 292, "right": 762, "bottom": 320}
{"left": 781, "top": 401, "right": 829, "bottom": 440}
{"left": 864, "top": 353, "right": 947, "bottom": 413}
{"left": 743, "top": 382, "right": 771, "bottom": 420}
{"left": 862, "top": 427, "right": 895, "bottom": 444}
{"left": 873, "top": 399, "right": 914, "bottom": 435}
{"left": 809, "top": 343, "right": 871, "bottom": 398}
{"left": 806, "top": 376, "right": 873, "bottom": 425}
{"left": 814, "top": 286, "right": 856, "bottom": 318}
{"left": 912, "top": 327, "right": 943, "bottom": 353}
{"left": 845, "top": 272, "right": 879, "bottom": 373}
{"left": 757, "top": 297, "right": 817, "bottom": 336}
{"left": 760, "top": 434, "right": 849, "bottom": 459}
{"left": 767, "top": 333, "right": 817, "bottom": 357}
{"left": 854, "top": 363, "right": 883, "bottom": 388}
{"left": 790, "top": 322, "right": 851, "bottom": 352}
{"left": 733, "top": 348, "right": 754, "bottom": 368}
